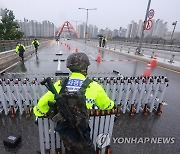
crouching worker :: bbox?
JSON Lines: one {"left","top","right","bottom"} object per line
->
{"left": 33, "top": 52, "right": 114, "bottom": 154}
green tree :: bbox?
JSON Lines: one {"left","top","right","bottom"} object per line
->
{"left": 0, "top": 8, "right": 23, "bottom": 40}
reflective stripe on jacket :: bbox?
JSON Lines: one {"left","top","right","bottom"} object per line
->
{"left": 33, "top": 72, "right": 114, "bottom": 116}
{"left": 32, "top": 40, "right": 40, "bottom": 46}
{"left": 15, "top": 44, "right": 26, "bottom": 53}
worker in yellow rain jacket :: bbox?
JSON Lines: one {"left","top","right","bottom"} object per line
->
{"left": 102, "top": 37, "right": 107, "bottom": 48}
{"left": 32, "top": 38, "right": 40, "bottom": 54}
{"left": 15, "top": 42, "right": 26, "bottom": 61}
{"left": 33, "top": 52, "right": 114, "bottom": 154}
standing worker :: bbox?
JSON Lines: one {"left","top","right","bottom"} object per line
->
{"left": 33, "top": 52, "right": 114, "bottom": 154}
{"left": 56, "top": 37, "right": 60, "bottom": 44}
{"left": 99, "top": 36, "right": 103, "bottom": 47}
{"left": 32, "top": 38, "right": 40, "bottom": 54}
{"left": 16, "top": 42, "right": 26, "bottom": 61}
{"left": 102, "top": 37, "right": 107, "bottom": 48}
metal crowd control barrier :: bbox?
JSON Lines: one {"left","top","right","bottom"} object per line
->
{"left": 92, "top": 76, "right": 168, "bottom": 116}
{"left": 0, "top": 76, "right": 168, "bottom": 117}
{"left": 0, "top": 78, "right": 47, "bottom": 117}
{"left": 38, "top": 109, "right": 115, "bottom": 154}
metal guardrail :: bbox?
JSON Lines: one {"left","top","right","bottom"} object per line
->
{"left": 86, "top": 40, "right": 180, "bottom": 62}
{"left": 87, "top": 39, "right": 180, "bottom": 52}
{"left": 0, "top": 76, "right": 168, "bottom": 118}
{"left": 108, "top": 41, "right": 180, "bottom": 52}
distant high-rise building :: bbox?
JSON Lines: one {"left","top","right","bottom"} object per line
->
{"left": 77, "top": 23, "right": 85, "bottom": 38}
{"left": 104, "top": 28, "right": 112, "bottom": 39}
{"left": 119, "top": 27, "right": 122, "bottom": 37}
{"left": 126, "top": 19, "right": 168, "bottom": 39}
{"left": 112, "top": 29, "right": 119, "bottom": 38}
{"left": 92, "top": 25, "right": 98, "bottom": 38}
{"left": 126, "top": 24, "right": 132, "bottom": 38}
{"left": 88, "top": 24, "right": 94, "bottom": 38}
{"left": 137, "top": 20, "right": 143, "bottom": 38}
{"left": 152, "top": 19, "right": 167, "bottom": 38}
{"left": 77, "top": 23, "right": 98, "bottom": 39}
{"left": 99, "top": 29, "right": 105, "bottom": 37}
{"left": 17, "top": 19, "right": 55, "bottom": 37}
{"left": 130, "top": 20, "right": 138, "bottom": 38}
{"left": 119, "top": 27, "right": 127, "bottom": 38}
{"left": 121, "top": 29, "right": 127, "bottom": 38}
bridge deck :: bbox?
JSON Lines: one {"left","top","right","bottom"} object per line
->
{"left": 0, "top": 40, "right": 179, "bottom": 154}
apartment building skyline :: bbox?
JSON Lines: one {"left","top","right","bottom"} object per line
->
{"left": 16, "top": 19, "right": 56, "bottom": 38}
{"left": 76, "top": 19, "right": 171, "bottom": 40}
{"left": 123, "top": 19, "right": 169, "bottom": 39}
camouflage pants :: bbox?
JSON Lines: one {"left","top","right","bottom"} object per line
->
{"left": 60, "top": 133, "right": 96, "bottom": 154}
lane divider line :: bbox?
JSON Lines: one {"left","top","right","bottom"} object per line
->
{"left": 89, "top": 55, "right": 96, "bottom": 60}
{"left": 57, "top": 60, "right": 61, "bottom": 71}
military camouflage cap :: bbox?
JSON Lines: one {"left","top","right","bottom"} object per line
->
{"left": 66, "top": 52, "right": 90, "bottom": 71}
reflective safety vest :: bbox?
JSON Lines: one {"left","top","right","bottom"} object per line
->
{"left": 32, "top": 40, "right": 40, "bottom": 46}
{"left": 15, "top": 44, "right": 26, "bottom": 53}
{"left": 102, "top": 37, "right": 107, "bottom": 42}
{"left": 33, "top": 72, "right": 114, "bottom": 117}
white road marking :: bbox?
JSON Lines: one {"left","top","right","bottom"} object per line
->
{"left": 57, "top": 60, "right": 61, "bottom": 71}
{"left": 162, "top": 102, "right": 168, "bottom": 106}
{"left": 89, "top": 55, "right": 96, "bottom": 60}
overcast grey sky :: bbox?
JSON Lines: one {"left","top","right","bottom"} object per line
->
{"left": 1, "top": 0, "right": 180, "bottom": 32}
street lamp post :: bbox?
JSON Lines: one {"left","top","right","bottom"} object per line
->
{"left": 171, "top": 21, "right": 177, "bottom": 43}
{"left": 78, "top": 8, "right": 97, "bottom": 43}
{"left": 136, "top": 0, "right": 151, "bottom": 55}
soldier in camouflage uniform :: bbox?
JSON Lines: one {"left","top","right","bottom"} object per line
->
{"left": 34, "top": 52, "right": 114, "bottom": 154}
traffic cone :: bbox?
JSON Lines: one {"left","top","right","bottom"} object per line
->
{"left": 96, "top": 52, "right": 101, "bottom": 63}
{"left": 75, "top": 47, "right": 78, "bottom": 52}
{"left": 142, "top": 62, "right": 151, "bottom": 77}
{"left": 151, "top": 55, "right": 157, "bottom": 67}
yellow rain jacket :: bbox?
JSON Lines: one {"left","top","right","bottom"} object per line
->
{"left": 33, "top": 72, "right": 114, "bottom": 117}
{"left": 32, "top": 40, "right": 40, "bottom": 46}
{"left": 15, "top": 44, "right": 26, "bottom": 53}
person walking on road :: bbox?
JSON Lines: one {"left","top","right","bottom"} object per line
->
{"left": 99, "top": 36, "right": 103, "bottom": 47}
{"left": 33, "top": 52, "right": 115, "bottom": 154}
{"left": 56, "top": 37, "right": 60, "bottom": 44}
{"left": 102, "top": 37, "right": 107, "bottom": 48}
{"left": 16, "top": 42, "right": 26, "bottom": 61}
{"left": 32, "top": 38, "right": 40, "bottom": 54}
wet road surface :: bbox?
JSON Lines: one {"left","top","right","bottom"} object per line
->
{"left": 0, "top": 40, "right": 180, "bottom": 154}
